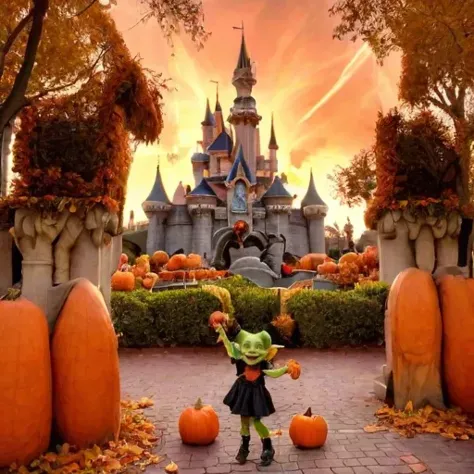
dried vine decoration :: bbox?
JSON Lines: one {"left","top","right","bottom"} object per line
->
{"left": 365, "top": 108, "right": 464, "bottom": 228}
{"left": 3, "top": 28, "right": 165, "bottom": 223}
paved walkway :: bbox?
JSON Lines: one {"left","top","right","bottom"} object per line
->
{"left": 120, "top": 348, "right": 474, "bottom": 474}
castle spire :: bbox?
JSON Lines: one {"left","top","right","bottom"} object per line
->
{"left": 211, "top": 80, "right": 222, "bottom": 112}
{"left": 269, "top": 113, "right": 279, "bottom": 150}
{"left": 301, "top": 168, "right": 326, "bottom": 208}
{"left": 234, "top": 21, "right": 250, "bottom": 69}
{"left": 201, "top": 98, "right": 215, "bottom": 127}
{"left": 144, "top": 163, "right": 171, "bottom": 205}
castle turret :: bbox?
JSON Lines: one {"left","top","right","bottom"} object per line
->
{"left": 268, "top": 114, "right": 279, "bottom": 175}
{"left": 191, "top": 152, "right": 210, "bottom": 187}
{"left": 142, "top": 164, "right": 172, "bottom": 255}
{"left": 207, "top": 130, "right": 233, "bottom": 176}
{"left": 228, "top": 29, "right": 261, "bottom": 176}
{"left": 186, "top": 178, "right": 217, "bottom": 257}
{"left": 262, "top": 176, "right": 293, "bottom": 238}
{"left": 302, "top": 169, "right": 328, "bottom": 253}
{"left": 202, "top": 99, "right": 215, "bottom": 150}
{"left": 166, "top": 182, "right": 192, "bottom": 254}
{"left": 214, "top": 90, "right": 225, "bottom": 136}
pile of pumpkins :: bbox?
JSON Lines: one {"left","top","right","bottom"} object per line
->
{"left": 111, "top": 251, "right": 228, "bottom": 292}
{"left": 177, "top": 398, "right": 328, "bottom": 450}
{"left": 0, "top": 279, "right": 120, "bottom": 468}
{"left": 296, "top": 247, "right": 379, "bottom": 287}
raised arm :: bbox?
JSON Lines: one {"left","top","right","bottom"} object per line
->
{"left": 263, "top": 366, "right": 288, "bottom": 378}
{"left": 216, "top": 325, "right": 241, "bottom": 360}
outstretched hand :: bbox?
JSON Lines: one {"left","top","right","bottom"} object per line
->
{"left": 286, "top": 359, "right": 301, "bottom": 380}
{"left": 209, "top": 311, "right": 229, "bottom": 331}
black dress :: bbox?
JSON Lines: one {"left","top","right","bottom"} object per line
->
{"left": 223, "top": 359, "right": 276, "bottom": 418}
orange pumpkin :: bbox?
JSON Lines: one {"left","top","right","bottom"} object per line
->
{"left": 207, "top": 268, "right": 218, "bottom": 279}
{"left": 132, "top": 264, "right": 148, "bottom": 279}
{"left": 142, "top": 272, "right": 159, "bottom": 290}
{"left": 51, "top": 279, "right": 120, "bottom": 448}
{"left": 387, "top": 268, "right": 444, "bottom": 410}
{"left": 209, "top": 311, "right": 229, "bottom": 329}
{"left": 165, "top": 462, "right": 179, "bottom": 474}
{"left": 151, "top": 250, "right": 169, "bottom": 267}
{"left": 439, "top": 275, "right": 474, "bottom": 413}
{"left": 111, "top": 271, "right": 135, "bottom": 291}
{"left": 339, "top": 252, "right": 360, "bottom": 265}
{"left": 179, "top": 398, "right": 219, "bottom": 445}
{"left": 317, "top": 261, "right": 338, "bottom": 275}
{"left": 289, "top": 408, "right": 328, "bottom": 449}
{"left": 173, "top": 270, "right": 186, "bottom": 281}
{"left": 195, "top": 269, "right": 208, "bottom": 281}
{"left": 0, "top": 299, "right": 52, "bottom": 467}
{"left": 159, "top": 271, "right": 174, "bottom": 281}
{"left": 287, "top": 359, "right": 301, "bottom": 380}
{"left": 167, "top": 254, "right": 187, "bottom": 271}
{"left": 185, "top": 253, "right": 202, "bottom": 269}
{"left": 299, "top": 253, "right": 327, "bottom": 271}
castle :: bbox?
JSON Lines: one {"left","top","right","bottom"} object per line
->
{"left": 138, "top": 31, "right": 328, "bottom": 261}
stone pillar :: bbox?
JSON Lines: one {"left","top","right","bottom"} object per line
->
{"left": 0, "top": 228, "right": 12, "bottom": 294}
{"left": 190, "top": 206, "right": 214, "bottom": 257}
{"left": 253, "top": 207, "right": 266, "bottom": 233}
{"left": 304, "top": 204, "right": 327, "bottom": 254}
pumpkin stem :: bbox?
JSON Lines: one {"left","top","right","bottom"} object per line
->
{"left": 304, "top": 407, "right": 312, "bottom": 417}
{"left": 194, "top": 397, "right": 204, "bottom": 410}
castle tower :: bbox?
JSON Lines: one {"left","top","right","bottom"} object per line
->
{"left": 214, "top": 89, "right": 225, "bottom": 136}
{"left": 202, "top": 98, "right": 215, "bottom": 150}
{"left": 165, "top": 182, "right": 193, "bottom": 254}
{"left": 262, "top": 176, "right": 293, "bottom": 238}
{"left": 142, "top": 164, "right": 172, "bottom": 255}
{"left": 191, "top": 151, "right": 210, "bottom": 187}
{"left": 228, "top": 28, "right": 261, "bottom": 176}
{"left": 186, "top": 178, "right": 217, "bottom": 257}
{"left": 225, "top": 144, "right": 256, "bottom": 229}
{"left": 268, "top": 113, "right": 279, "bottom": 176}
{"left": 302, "top": 168, "right": 328, "bottom": 253}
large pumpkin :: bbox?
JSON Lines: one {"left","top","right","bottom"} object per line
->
{"left": 179, "top": 398, "right": 219, "bottom": 445}
{"left": 299, "top": 253, "right": 326, "bottom": 271}
{"left": 387, "top": 268, "right": 444, "bottom": 410}
{"left": 339, "top": 252, "right": 359, "bottom": 265}
{"left": 289, "top": 408, "right": 327, "bottom": 448}
{"left": 51, "top": 279, "right": 121, "bottom": 448}
{"left": 167, "top": 254, "right": 187, "bottom": 271}
{"left": 0, "top": 299, "right": 52, "bottom": 468}
{"left": 185, "top": 253, "right": 202, "bottom": 269}
{"left": 111, "top": 271, "right": 135, "bottom": 291}
{"left": 438, "top": 275, "right": 474, "bottom": 413}
{"left": 317, "top": 261, "right": 338, "bottom": 275}
{"left": 151, "top": 250, "right": 169, "bottom": 267}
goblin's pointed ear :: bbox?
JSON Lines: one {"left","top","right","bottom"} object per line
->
{"left": 265, "top": 344, "right": 284, "bottom": 361}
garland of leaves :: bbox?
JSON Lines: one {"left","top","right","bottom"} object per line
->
{"left": 365, "top": 109, "right": 465, "bottom": 228}
{"left": 1, "top": 28, "right": 164, "bottom": 223}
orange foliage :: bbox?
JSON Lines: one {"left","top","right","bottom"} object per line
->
{"left": 9, "top": 398, "right": 162, "bottom": 473}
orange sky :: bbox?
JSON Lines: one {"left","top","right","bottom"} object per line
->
{"left": 112, "top": 0, "right": 401, "bottom": 236}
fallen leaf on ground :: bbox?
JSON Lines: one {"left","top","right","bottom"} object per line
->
{"left": 10, "top": 399, "right": 162, "bottom": 473}
{"left": 365, "top": 403, "right": 474, "bottom": 440}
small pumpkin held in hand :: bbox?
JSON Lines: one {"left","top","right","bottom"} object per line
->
{"left": 209, "top": 311, "right": 229, "bottom": 329}
{"left": 289, "top": 407, "right": 328, "bottom": 449}
{"left": 287, "top": 359, "right": 301, "bottom": 380}
{"left": 179, "top": 398, "right": 219, "bottom": 445}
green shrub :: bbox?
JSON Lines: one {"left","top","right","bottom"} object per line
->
{"left": 111, "top": 291, "right": 156, "bottom": 347}
{"left": 112, "top": 289, "right": 221, "bottom": 347}
{"left": 286, "top": 288, "right": 385, "bottom": 348}
{"left": 354, "top": 281, "right": 390, "bottom": 308}
{"left": 232, "top": 287, "right": 280, "bottom": 332}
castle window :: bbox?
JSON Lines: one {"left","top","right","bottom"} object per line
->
{"left": 232, "top": 180, "right": 248, "bottom": 213}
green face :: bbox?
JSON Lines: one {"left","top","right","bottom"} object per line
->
{"left": 236, "top": 330, "right": 272, "bottom": 366}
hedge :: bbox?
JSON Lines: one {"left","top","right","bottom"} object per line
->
{"left": 111, "top": 278, "right": 389, "bottom": 348}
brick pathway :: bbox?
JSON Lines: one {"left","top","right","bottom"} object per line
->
{"left": 120, "top": 348, "right": 474, "bottom": 474}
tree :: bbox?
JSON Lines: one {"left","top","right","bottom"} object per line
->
{"left": 0, "top": 0, "right": 208, "bottom": 190}
{"left": 328, "top": 148, "right": 376, "bottom": 207}
{"left": 329, "top": 0, "right": 474, "bottom": 207}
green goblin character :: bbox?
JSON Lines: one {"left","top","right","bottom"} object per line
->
{"left": 209, "top": 312, "right": 301, "bottom": 466}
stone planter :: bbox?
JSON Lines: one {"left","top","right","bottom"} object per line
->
{"left": 377, "top": 210, "right": 461, "bottom": 284}
{"left": 12, "top": 205, "right": 121, "bottom": 312}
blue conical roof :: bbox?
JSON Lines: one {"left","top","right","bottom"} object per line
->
{"left": 262, "top": 176, "right": 292, "bottom": 199}
{"left": 301, "top": 169, "right": 326, "bottom": 207}
{"left": 201, "top": 98, "right": 215, "bottom": 127}
{"left": 145, "top": 165, "right": 171, "bottom": 204}
{"left": 226, "top": 145, "right": 256, "bottom": 185}
{"left": 188, "top": 178, "right": 217, "bottom": 197}
{"left": 208, "top": 131, "right": 233, "bottom": 154}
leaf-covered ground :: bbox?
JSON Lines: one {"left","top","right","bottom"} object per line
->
{"left": 365, "top": 402, "right": 474, "bottom": 440}
{"left": 10, "top": 398, "right": 162, "bottom": 473}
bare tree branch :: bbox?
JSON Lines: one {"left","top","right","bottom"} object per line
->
{"left": 0, "top": 9, "right": 34, "bottom": 81}
{"left": 68, "top": 0, "right": 98, "bottom": 19}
